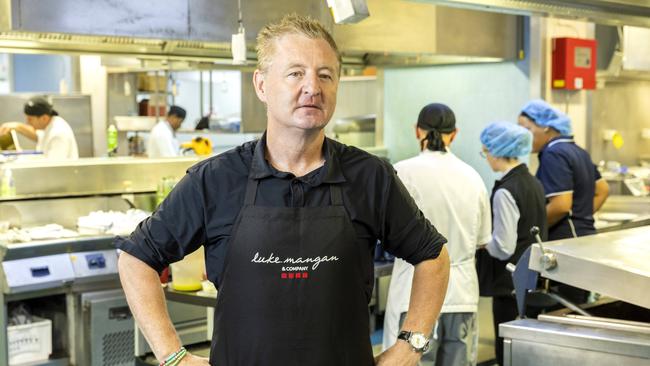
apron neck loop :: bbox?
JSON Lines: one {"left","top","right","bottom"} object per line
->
{"left": 244, "top": 178, "right": 259, "bottom": 206}
{"left": 329, "top": 184, "right": 343, "bottom": 206}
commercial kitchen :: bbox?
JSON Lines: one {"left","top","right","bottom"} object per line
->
{"left": 1, "top": 0, "right": 650, "bottom": 365}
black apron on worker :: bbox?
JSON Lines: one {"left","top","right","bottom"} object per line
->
{"left": 209, "top": 177, "right": 374, "bottom": 365}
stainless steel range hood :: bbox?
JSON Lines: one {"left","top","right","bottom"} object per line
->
{"left": 414, "top": 0, "right": 650, "bottom": 28}
{"left": 0, "top": 0, "right": 518, "bottom": 66}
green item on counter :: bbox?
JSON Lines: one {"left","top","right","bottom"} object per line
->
{"left": 156, "top": 176, "right": 177, "bottom": 206}
{"left": 107, "top": 124, "right": 118, "bottom": 156}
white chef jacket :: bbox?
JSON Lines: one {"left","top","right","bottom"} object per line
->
{"left": 147, "top": 120, "right": 180, "bottom": 158}
{"left": 383, "top": 149, "right": 491, "bottom": 350}
{"left": 35, "top": 116, "right": 79, "bottom": 159}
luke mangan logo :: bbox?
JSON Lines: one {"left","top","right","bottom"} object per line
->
{"left": 251, "top": 252, "right": 340, "bottom": 279}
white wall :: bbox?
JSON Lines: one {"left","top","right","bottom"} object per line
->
{"left": 80, "top": 55, "right": 108, "bottom": 157}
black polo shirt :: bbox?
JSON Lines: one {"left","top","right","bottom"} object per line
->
{"left": 115, "top": 134, "right": 447, "bottom": 289}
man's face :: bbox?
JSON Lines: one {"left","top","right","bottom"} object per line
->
{"left": 518, "top": 115, "right": 547, "bottom": 153}
{"left": 25, "top": 114, "right": 49, "bottom": 130}
{"left": 253, "top": 34, "right": 339, "bottom": 132}
{"left": 168, "top": 115, "right": 184, "bottom": 131}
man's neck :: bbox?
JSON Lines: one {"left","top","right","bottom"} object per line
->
{"left": 265, "top": 125, "right": 326, "bottom": 178}
{"left": 500, "top": 160, "right": 521, "bottom": 174}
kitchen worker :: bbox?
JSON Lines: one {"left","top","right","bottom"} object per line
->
{"left": 116, "top": 14, "right": 450, "bottom": 366}
{"left": 518, "top": 99, "right": 609, "bottom": 304}
{"left": 383, "top": 103, "right": 491, "bottom": 366}
{"left": 147, "top": 105, "right": 186, "bottom": 158}
{"left": 0, "top": 97, "right": 79, "bottom": 159}
{"left": 476, "top": 121, "right": 547, "bottom": 366}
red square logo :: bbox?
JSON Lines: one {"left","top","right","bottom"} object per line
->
{"left": 288, "top": 273, "right": 295, "bottom": 279}
{"left": 295, "top": 273, "right": 302, "bottom": 279}
{"left": 281, "top": 273, "right": 287, "bottom": 279}
{"left": 302, "top": 272, "right": 309, "bottom": 279}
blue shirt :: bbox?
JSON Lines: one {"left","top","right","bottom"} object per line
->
{"left": 536, "top": 136, "right": 601, "bottom": 240}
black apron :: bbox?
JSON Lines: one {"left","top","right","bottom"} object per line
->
{"left": 209, "top": 178, "right": 374, "bottom": 365}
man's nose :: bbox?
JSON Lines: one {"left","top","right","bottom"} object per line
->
{"left": 302, "top": 73, "right": 321, "bottom": 97}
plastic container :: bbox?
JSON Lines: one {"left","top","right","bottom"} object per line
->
{"left": 7, "top": 316, "right": 52, "bottom": 365}
{"left": 1, "top": 166, "right": 16, "bottom": 197}
{"left": 171, "top": 247, "right": 206, "bottom": 291}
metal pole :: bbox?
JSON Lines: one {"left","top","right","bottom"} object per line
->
{"left": 209, "top": 70, "right": 213, "bottom": 115}
{"left": 199, "top": 71, "right": 204, "bottom": 117}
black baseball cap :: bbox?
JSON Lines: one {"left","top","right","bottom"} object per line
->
{"left": 24, "top": 97, "right": 55, "bottom": 117}
{"left": 417, "top": 103, "right": 456, "bottom": 133}
{"left": 168, "top": 105, "right": 187, "bottom": 120}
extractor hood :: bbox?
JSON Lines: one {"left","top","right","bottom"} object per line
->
{"left": 596, "top": 24, "right": 650, "bottom": 82}
{"left": 0, "top": 0, "right": 519, "bottom": 66}
{"left": 414, "top": 0, "right": 650, "bottom": 28}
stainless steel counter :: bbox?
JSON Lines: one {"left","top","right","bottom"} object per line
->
{"left": 529, "top": 226, "right": 650, "bottom": 309}
{"left": 501, "top": 318, "right": 650, "bottom": 366}
{"left": 595, "top": 195, "right": 650, "bottom": 233}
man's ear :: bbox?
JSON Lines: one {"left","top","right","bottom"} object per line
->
{"left": 449, "top": 128, "right": 458, "bottom": 144}
{"left": 253, "top": 69, "right": 267, "bottom": 103}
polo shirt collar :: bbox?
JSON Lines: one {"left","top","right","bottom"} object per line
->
{"left": 249, "top": 132, "right": 346, "bottom": 184}
{"left": 541, "top": 135, "right": 575, "bottom": 152}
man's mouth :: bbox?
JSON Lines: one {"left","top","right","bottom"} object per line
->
{"left": 297, "top": 104, "right": 323, "bottom": 111}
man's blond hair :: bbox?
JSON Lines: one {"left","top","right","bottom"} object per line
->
{"left": 256, "top": 13, "right": 341, "bottom": 73}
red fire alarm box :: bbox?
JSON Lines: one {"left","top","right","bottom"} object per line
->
{"left": 552, "top": 37, "right": 597, "bottom": 90}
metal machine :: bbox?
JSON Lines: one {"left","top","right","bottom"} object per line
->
{"left": 0, "top": 157, "right": 206, "bottom": 366}
{"left": 501, "top": 226, "right": 650, "bottom": 365}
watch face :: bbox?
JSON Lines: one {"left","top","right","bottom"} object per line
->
{"left": 410, "top": 333, "right": 428, "bottom": 349}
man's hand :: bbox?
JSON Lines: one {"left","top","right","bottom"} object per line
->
{"left": 374, "top": 340, "right": 421, "bottom": 366}
{"left": 178, "top": 353, "right": 210, "bottom": 365}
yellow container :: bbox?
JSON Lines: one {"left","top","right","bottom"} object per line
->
{"left": 170, "top": 247, "right": 206, "bottom": 291}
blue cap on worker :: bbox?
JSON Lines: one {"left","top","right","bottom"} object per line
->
{"left": 480, "top": 121, "right": 533, "bottom": 158}
{"left": 520, "top": 99, "right": 572, "bottom": 136}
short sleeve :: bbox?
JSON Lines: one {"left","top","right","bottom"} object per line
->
{"left": 537, "top": 150, "right": 573, "bottom": 197}
{"left": 381, "top": 167, "right": 447, "bottom": 265}
{"left": 114, "top": 172, "right": 207, "bottom": 273}
{"left": 593, "top": 164, "right": 602, "bottom": 181}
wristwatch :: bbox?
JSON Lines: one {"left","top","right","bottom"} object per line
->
{"left": 397, "top": 330, "right": 430, "bottom": 353}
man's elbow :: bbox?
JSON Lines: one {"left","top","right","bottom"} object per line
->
{"left": 431, "top": 245, "right": 450, "bottom": 274}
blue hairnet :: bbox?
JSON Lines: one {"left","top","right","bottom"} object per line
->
{"left": 480, "top": 121, "right": 533, "bottom": 158}
{"left": 520, "top": 99, "right": 572, "bottom": 136}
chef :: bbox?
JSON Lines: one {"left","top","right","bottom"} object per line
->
{"left": 0, "top": 97, "right": 79, "bottom": 159}
{"left": 383, "top": 103, "right": 491, "bottom": 366}
{"left": 518, "top": 99, "right": 609, "bottom": 304}
{"left": 147, "top": 105, "right": 186, "bottom": 158}
{"left": 116, "top": 14, "right": 450, "bottom": 366}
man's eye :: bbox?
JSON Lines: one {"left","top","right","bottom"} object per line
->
{"left": 319, "top": 74, "right": 332, "bottom": 80}
{"left": 288, "top": 71, "right": 302, "bottom": 77}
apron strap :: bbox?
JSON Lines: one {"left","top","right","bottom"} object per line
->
{"left": 330, "top": 184, "right": 344, "bottom": 206}
{"left": 244, "top": 178, "right": 259, "bottom": 206}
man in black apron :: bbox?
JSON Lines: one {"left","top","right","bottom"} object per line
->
{"left": 117, "top": 14, "right": 450, "bottom": 366}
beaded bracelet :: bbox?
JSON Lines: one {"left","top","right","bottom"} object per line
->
{"left": 159, "top": 347, "right": 187, "bottom": 366}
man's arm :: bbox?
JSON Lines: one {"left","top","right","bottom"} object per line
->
{"left": 0, "top": 122, "right": 37, "bottom": 141}
{"left": 546, "top": 193, "right": 572, "bottom": 227}
{"left": 593, "top": 179, "right": 609, "bottom": 213}
{"left": 376, "top": 246, "right": 450, "bottom": 365}
{"left": 118, "top": 251, "right": 209, "bottom": 365}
